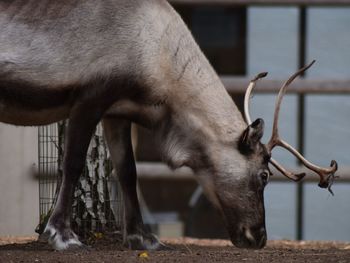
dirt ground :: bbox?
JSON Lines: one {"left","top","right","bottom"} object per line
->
{"left": 1, "top": 236, "right": 350, "bottom": 263}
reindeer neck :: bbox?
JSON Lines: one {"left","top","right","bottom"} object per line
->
{"left": 132, "top": 1, "right": 246, "bottom": 144}
{"left": 127, "top": 1, "right": 247, "bottom": 169}
{"left": 159, "top": 14, "right": 246, "bottom": 144}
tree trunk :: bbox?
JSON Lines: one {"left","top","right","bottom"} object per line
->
{"left": 37, "top": 122, "right": 122, "bottom": 242}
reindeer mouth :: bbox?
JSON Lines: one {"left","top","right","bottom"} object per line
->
{"left": 230, "top": 226, "right": 267, "bottom": 249}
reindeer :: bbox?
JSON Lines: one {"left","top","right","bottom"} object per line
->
{"left": 0, "top": 0, "right": 337, "bottom": 251}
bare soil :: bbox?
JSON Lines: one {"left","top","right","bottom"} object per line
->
{"left": 1, "top": 236, "right": 350, "bottom": 263}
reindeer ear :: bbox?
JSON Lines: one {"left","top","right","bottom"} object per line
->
{"left": 239, "top": 118, "right": 264, "bottom": 154}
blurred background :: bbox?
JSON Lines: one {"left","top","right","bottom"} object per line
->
{"left": 0, "top": 0, "right": 349, "bottom": 242}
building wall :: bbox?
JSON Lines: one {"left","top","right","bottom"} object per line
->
{"left": 0, "top": 124, "right": 39, "bottom": 236}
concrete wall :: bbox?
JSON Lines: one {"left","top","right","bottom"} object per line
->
{"left": 0, "top": 124, "right": 39, "bottom": 236}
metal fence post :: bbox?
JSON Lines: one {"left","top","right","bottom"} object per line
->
{"left": 296, "top": 6, "right": 307, "bottom": 241}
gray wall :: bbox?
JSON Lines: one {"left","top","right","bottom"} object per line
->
{"left": 0, "top": 124, "right": 39, "bottom": 236}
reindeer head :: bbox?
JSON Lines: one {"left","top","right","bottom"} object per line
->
{"left": 244, "top": 60, "right": 337, "bottom": 189}
{"left": 192, "top": 61, "right": 337, "bottom": 249}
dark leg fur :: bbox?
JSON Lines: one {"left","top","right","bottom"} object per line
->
{"left": 103, "top": 118, "right": 167, "bottom": 250}
{"left": 44, "top": 104, "right": 104, "bottom": 250}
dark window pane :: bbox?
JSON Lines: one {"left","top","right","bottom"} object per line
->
{"left": 174, "top": 6, "right": 247, "bottom": 75}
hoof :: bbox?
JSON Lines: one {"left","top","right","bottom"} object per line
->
{"left": 43, "top": 225, "right": 85, "bottom": 251}
{"left": 126, "top": 233, "right": 170, "bottom": 251}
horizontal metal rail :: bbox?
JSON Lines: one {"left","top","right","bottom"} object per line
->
{"left": 136, "top": 162, "right": 350, "bottom": 183}
{"left": 221, "top": 77, "right": 350, "bottom": 94}
{"left": 169, "top": 0, "right": 350, "bottom": 6}
{"left": 35, "top": 161, "right": 350, "bottom": 183}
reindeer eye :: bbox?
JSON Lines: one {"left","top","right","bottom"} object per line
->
{"left": 260, "top": 171, "right": 270, "bottom": 185}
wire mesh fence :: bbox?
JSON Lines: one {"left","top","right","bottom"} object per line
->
{"left": 37, "top": 122, "right": 124, "bottom": 241}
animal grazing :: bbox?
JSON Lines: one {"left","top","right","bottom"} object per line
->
{"left": 0, "top": 0, "right": 337, "bottom": 250}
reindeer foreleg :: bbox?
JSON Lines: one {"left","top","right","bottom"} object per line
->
{"left": 43, "top": 103, "right": 104, "bottom": 250}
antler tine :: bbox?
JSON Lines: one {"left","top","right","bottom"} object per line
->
{"left": 266, "top": 60, "right": 338, "bottom": 189}
{"left": 244, "top": 72, "right": 268, "bottom": 125}
{"left": 276, "top": 140, "right": 338, "bottom": 188}
{"left": 267, "top": 60, "right": 316, "bottom": 149}
{"left": 270, "top": 158, "right": 306, "bottom": 182}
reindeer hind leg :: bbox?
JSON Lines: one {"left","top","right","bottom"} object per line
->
{"left": 102, "top": 117, "right": 169, "bottom": 250}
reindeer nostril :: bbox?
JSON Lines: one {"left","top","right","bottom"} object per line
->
{"left": 244, "top": 228, "right": 255, "bottom": 243}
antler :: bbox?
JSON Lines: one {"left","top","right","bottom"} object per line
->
{"left": 243, "top": 61, "right": 338, "bottom": 190}
{"left": 244, "top": 72, "right": 268, "bottom": 125}
{"left": 243, "top": 72, "right": 306, "bottom": 182}
{"left": 266, "top": 60, "right": 338, "bottom": 189}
